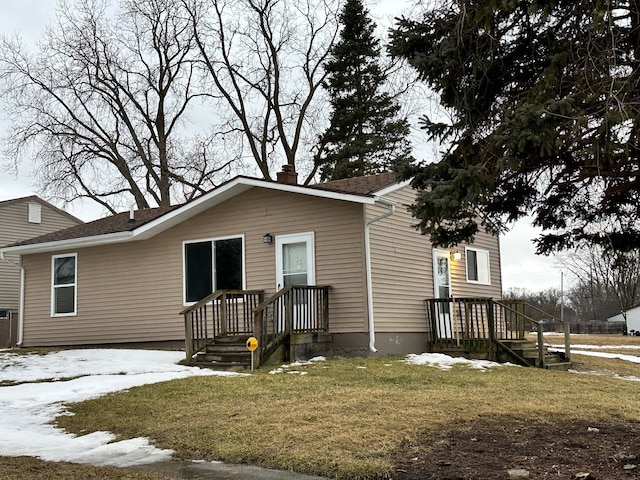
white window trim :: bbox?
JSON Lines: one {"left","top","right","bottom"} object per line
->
{"left": 182, "top": 234, "right": 246, "bottom": 305}
{"left": 51, "top": 253, "right": 77, "bottom": 317}
{"left": 465, "top": 246, "right": 491, "bottom": 285}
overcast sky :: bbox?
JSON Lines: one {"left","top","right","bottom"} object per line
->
{"left": 0, "top": 0, "right": 563, "bottom": 292}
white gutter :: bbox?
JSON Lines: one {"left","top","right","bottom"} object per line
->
{"left": 0, "top": 231, "right": 133, "bottom": 255}
{"left": 0, "top": 178, "right": 380, "bottom": 256}
{"left": 0, "top": 252, "right": 25, "bottom": 347}
{"left": 364, "top": 198, "right": 396, "bottom": 353}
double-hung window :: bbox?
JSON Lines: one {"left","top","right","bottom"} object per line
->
{"left": 465, "top": 247, "right": 490, "bottom": 285}
{"left": 52, "top": 253, "right": 77, "bottom": 316}
{"left": 183, "top": 236, "right": 244, "bottom": 303}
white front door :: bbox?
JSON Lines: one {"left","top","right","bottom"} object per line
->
{"left": 276, "top": 233, "right": 316, "bottom": 329}
{"left": 433, "top": 249, "right": 453, "bottom": 338}
{"left": 276, "top": 232, "right": 315, "bottom": 290}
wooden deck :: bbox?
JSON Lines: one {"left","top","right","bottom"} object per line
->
{"left": 425, "top": 298, "right": 572, "bottom": 369}
{"left": 181, "top": 291, "right": 570, "bottom": 370}
{"left": 181, "top": 286, "right": 330, "bottom": 369}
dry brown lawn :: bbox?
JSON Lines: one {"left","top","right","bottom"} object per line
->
{"left": 1, "top": 334, "right": 637, "bottom": 479}
{"left": 0, "top": 456, "right": 169, "bottom": 480}
{"left": 53, "top": 335, "right": 640, "bottom": 479}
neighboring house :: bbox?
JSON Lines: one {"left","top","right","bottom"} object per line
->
{"left": 0, "top": 171, "right": 502, "bottom": 356}
{"left": 0, "top": 196, "right": 82, "bottom": 347}
{"left": 608, "top": 305, "right": 640, "bottom": 334}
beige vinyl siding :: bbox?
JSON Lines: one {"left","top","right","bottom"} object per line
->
{"left": 21, "top": 188, "right": 367, "bottom": 346}
{"left": 367, "top": 186, "right": 433, "bottom": 333}
{"left": 0, "top": 200, "right": 80, "bottom": 312}
{"left": 448, "top": 233, "right": 503, "bottom": 299}
{"left": 367, "top": 185, "right": 503, "bottom": 333}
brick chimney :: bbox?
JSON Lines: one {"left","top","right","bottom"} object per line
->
{"left": 276, "top": 164, "right": 298, "bottom": 185}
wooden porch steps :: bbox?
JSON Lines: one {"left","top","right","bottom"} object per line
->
{"left": 499, "top": 339, "right": 572, "bottom": 371}
{"left": 193, "top": 335, "right": 253, "bottom": 371}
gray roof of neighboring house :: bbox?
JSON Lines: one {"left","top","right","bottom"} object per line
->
{"left": 1, "top": 173, "right": 402, "bottom": 250}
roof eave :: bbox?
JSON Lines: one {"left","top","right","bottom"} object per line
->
{"left": 374, "top": 178, "right": 412, "bottom": 197}
{"left": 0, "top": 231, "right": 134, "bottom": 255}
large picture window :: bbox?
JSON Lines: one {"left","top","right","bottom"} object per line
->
{"left": 466, "top": 247, "right": 490, "bottom": 285}
{"left": 52, "top": 253, "right": 77, "bottom": 316}
{"left": 184, "top": 236, "right": 244, "bottom": 303}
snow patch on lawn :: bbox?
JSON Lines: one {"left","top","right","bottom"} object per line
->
{"left": 405, "top": 353, "right": 515, "bottom": 370}
{"left": 0, "top": 349, "right": 239, "bottom": 467}
{"left": 550, "top": 348, "right": 640, "bottom": 364}
{"left": 550, "top": 344, "right": 640, "bottom": 350}
{"left": 268, "top": 356, "right": 326, "bottom": 374}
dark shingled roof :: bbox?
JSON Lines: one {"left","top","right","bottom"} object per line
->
{"left": 5, "top": 206, "right": 177, "bottom": 247}
{"left": 309, "top": 172, "right": 398, "bottom": 196}
{"left": 3, "top": 173, "right": 401, "bottom": 248}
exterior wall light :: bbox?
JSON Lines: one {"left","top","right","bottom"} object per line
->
{"left": 450, "top": 250, "right": 462, "bottom": 261}
{"left": 263, "top": 233, "right": 273, "bottom": 244}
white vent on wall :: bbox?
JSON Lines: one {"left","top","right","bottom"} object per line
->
{"left": 28, "top": 203, "right": 41, "bottom": 224}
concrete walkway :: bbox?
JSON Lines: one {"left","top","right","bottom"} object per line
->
{"left": 133, "top": 459, "right": 328, "bottom": 480}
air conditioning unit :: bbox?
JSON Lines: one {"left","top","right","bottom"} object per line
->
{"left": 0, "top": 309, "right": 10, "bottom": 320}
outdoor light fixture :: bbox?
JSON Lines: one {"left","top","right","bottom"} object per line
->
{"left": 450, "top": 250, "right": 462, "bottom": 261}
{"left": 263, "top": 233, "right": 273, "bottom": 244}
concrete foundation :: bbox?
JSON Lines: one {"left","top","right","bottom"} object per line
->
{"left": 290, "top": 332, "right": 333, "bottom": 360}
{"left": 331, "top": 332, "right": 429, "bottom": 357}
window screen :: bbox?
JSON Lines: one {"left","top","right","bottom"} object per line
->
{"left": 185, "top": 241, "right": 212, "bottom": 302}
{"left": 467, "top": 250, "right": 478, "bottom": 281}
{"left": 215, "top": 238, "right": 243, "bottom": 290}
{"left": 184, "top": 237, "right": 243, "bottom": 302}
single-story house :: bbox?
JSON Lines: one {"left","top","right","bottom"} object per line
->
{"left": 0, "top": 170, "right": 502, "bottom": 357}
{"left": 608, "top": 304, "right": 640, "bottom": 334}
{"left": 0, "top": 196, "right": 82, "bottom": 347}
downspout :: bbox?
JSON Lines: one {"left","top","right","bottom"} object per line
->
{"left": 364, "top": 199, "right": 395, "bottom": 353}
{"left": 0, "top": 252, "right": 25, "bottom": 347}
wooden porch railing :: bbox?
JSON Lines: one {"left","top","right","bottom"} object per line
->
{"left": 495, "top": 299, "right": 571, "bottom": 364}
{"left": 253, "top": 285, "right": 330, "bottom": 367}
{"left": 425, "top": 298, "right": 496, "bottom": 350}
{"left": 180, "top": 290, "right": 264, "bottom": 361}
{"left": 425, "top": 297, "right": 571, "bottom": 368}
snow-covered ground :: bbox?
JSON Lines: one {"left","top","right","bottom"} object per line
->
{"left": 1, "top": 346, "right": 639, "bottom": 469}
{"left": 404, "top": 353, "right": 515, "bottom": 370}
{"left": 0, "top": 349, "right": 240, "bottom": 467}
{"left": 550, "top": 346, "right": 640, "bottom": 364}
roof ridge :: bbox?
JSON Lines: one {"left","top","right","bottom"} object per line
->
{"left": 310, "top": 172, "right": 398, "bottom": 195}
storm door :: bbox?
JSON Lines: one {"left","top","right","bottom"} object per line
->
{"left": 433, "top": 249, "right": 453, "bottom": 338}
{"left": 275, "top": 233, "right": 315, "bottom": 329}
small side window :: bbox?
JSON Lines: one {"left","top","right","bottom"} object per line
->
{"left": 28, "top": 203, "right": 42, "bottom": 224}
{"left": 466, "top": 248, "right": 490, "bottom": 285}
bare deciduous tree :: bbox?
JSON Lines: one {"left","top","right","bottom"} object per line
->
{"left": 184, "top": 0, "right": 341, "bottom": 184}
{"left": 1, "top": 0, "right": 232, "bottom": 213}
{"left": 558, "top": 247, "right": 640, "bottom": 321}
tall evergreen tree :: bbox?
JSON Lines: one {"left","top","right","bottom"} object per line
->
{"left": 316, "top": 0, "right": 413, "bottom": 181}
{"left": 390, "top": 0, "right": 640, "bottom": 254}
